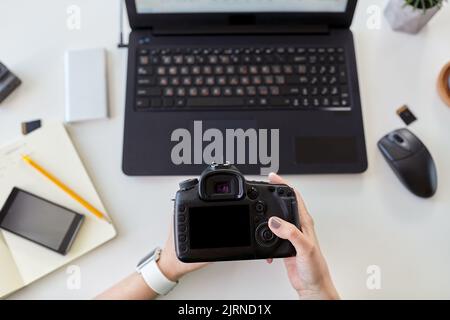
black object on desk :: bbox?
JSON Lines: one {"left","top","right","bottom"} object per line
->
{"left": 121, "top": 0, "right": 367, "bottom": 175}
{"left": 378, "top": 128, "right": 437, "bottom": 198}
{"left": 21, "top": 119, "right": 42, "bottom": 135}
{"left": 396, "top": 105, "right": 417, "bottom": 126}
{"left": 0, "top": 188, "right": 85, "bottom": 255}
{"left": 0, "top": 62, "right": 21, "bottom": 104}
{"left": 174, "top": 163, "right": 300, "bottom": 262}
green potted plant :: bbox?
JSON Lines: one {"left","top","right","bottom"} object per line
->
{"left": 385, "top": 0, "right": 445, "bottom": 34}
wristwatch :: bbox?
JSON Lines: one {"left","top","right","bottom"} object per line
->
{"left": 136, "top": 247, "right": 178, "bottom": 295}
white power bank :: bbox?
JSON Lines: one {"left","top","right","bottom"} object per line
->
{"left": 64, "top": 48, "right": 108, "bottom": 123}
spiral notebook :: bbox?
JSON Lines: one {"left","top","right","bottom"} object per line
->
{"left": 0, "top": 122, "right": 116, "bottom": 298}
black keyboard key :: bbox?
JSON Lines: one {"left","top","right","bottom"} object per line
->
{"left": 270, "top": 97, "right": 290, "bottom": 107}
{"left": 189, "top": 87, "right": 198, "bottom": 97}
{"left": 246, "top": 86, "right": 256, "bottom": 96}
{"left": 341, "top": 86, "right": 349, "bottom": 99}
{"left": 286, "top": 75, "right": 308, "bottom": 85}
{"left": 139, "top": 56, "right": 149, "bottom": 65}
{"left": 150, "top": 98, "right": 162, "bottom": 108}
{"left": 149, "top": 88, "right": 163, "bottom": 96}
{"left": 313, "top": 98, "right": 320, "bottom": 107}
{"left": 164, "top": 88, "right": 175, "bottom": 97}
{"left": 163, "top": 98, "right": 174, "bottom": 107}
{"left": 292, "top": 56, "right": 307, "bottom": 63}
{"left": 341, "top": 98, "right": 350, "bottom": 106}
{"left": 200, "top": 87, "right": 210, "bottom": 97}
{"left": 331, "top": 86, "right": 339, "bottom": 95}
{"left": 269, "top": 86, "right": 280, "bottom": 96}
{"left": 235, "top": 87, "right": 245, "bottom": 96}
{"left": 302, "top": 98, "right": 310, "bottom": 107}
{"left": 258, "top": 86, "right": 269, "bottom": 96}
{"left": 331, "top": 97, "right": 340, "bottom": 107}
{"left": 136, "top": 98, "right": 149, "bottom": 108}
{"left": 247, "top": 98, "right": 257, "bottom": 106}
{"left": 175, "top": 99, "right": 185, "bottom": 107}
{"left": 223, "top": 87, "right": 233, "bottom": 96}
{"left": 138, "top": 67, "right": 152, "bottom": 75}
{"left": 280, "top": 86, "right": 301, "bottom": 95}
{"left": 186, "top": 98, "right": 245, "bottom": 108}
{"left": 259, "top": 98, "right": 269, "bottom": 106}
{"left": 137, "top": 77, "right": 155, "bottom": 86}
{"left": 137, "top": 88, "right": 148, "bottom": 96}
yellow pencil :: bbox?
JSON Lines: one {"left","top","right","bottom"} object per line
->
{"left": 22, "top": 155, "right": 111, "bottom": 224}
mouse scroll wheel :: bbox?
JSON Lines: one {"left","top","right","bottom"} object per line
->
{"left": 393, "top": 134, "right": 405, "bottom": 144}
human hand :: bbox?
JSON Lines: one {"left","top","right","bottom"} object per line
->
{"left": 158, "top": 224, "right": 208, "bottom": 282}
{"left": 266, "top": 173, "right": 339, "bottom": 300}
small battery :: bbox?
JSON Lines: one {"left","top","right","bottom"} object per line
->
{"left": 396, "top": 105, "right": 417, "bottom": 126}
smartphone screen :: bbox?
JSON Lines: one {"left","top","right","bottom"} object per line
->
{"left": 0, "top": 188, "right": 84, "bottom": 255}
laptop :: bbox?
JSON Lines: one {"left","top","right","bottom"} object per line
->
{"left": 123, "top": 0, "right": 367, "bottom": 175}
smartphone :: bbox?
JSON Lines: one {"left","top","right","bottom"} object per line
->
{"left": 0, "top": 187, "right": 84, "bottom": 255}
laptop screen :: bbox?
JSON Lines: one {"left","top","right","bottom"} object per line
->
{"left": 135, "top": 0, "right": 349, "bottom": 14}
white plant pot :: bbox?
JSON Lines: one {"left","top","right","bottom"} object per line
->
{"left": 384, "top": 0, "right": 440, "bottom": 34}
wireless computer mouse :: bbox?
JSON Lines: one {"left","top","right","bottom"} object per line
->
{"left": 378, "top": 128, "right": 437, "bottom": 198}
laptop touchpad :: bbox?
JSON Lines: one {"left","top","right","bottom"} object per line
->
{"left": 295, "top": 137, "right": 357, "bottom": 164}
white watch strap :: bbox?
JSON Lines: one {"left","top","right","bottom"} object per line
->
{"left": 139, "top": 259, "right": 178, "bottom": 296}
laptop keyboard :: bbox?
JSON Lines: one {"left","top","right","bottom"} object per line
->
{"left": 135, "top": 46, "right": 351, "bottom": 111}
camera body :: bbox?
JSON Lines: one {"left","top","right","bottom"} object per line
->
{"left": 174, "top": 163, "right": 300, "bottom": 262}
{"left": 0, "top": 62, "right": 21, "bottom": 104}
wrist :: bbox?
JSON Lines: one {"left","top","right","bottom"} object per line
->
{"left": 157, "top": 250, "right": 184, "bottom": 282}
{"left": 297, "top": 281, "right": 339, "bottom": 300}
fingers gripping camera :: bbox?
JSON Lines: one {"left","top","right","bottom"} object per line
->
{"left": 174, "top": 163, "right": 301, "bottom": 262}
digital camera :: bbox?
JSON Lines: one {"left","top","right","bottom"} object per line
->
{"left": 174, "top": 163, "right": 301, "bottom": 262}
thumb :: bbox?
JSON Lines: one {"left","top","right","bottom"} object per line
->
{"left": 268, "top": 216, "right": 306, "bottom": 253}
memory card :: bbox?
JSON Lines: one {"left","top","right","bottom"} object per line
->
{"left": 21, "top": 120, "right": 42, "bottom": 135}
{"left": 396, "top": 105, "right": 417, "bottom": 126}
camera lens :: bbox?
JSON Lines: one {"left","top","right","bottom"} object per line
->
{"left": 214, "top": 181, "right": 231, "bottom": 194}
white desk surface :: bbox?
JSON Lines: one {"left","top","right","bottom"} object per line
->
{"left": 1, "top": 0, "right": 449, "bottom": 300}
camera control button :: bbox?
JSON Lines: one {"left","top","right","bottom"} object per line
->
{"left": 263, "top": 230, "right": 274, "bottom": 242}
{"left": 179, "top": 178, "right": 199, "bottom": 190}
{"left": 178, "top": 224, "right": 187, "bottom": 232}
{"left": 286, "top": 189, "right": 293, "bottom": 197}
{"left": 247, "top": 187, "right": 259, "bottom": 200}
{"left": 255, "top": 201, "right": 266, "bottom": 213}
{"left": 180, "top": 245, "right": 187, "bottom": 252}
{"left": 177, "top": 214, "right": 186, "bottom": 222}
{"left": 178, "top": 204, "right": 186, "bottom": 213}
{"left": 255, "top": 222, "right": 279, "bottom": 247}
{"left": 277, "top": 187, "right": 285, "bottom": 196}
{"left": 178, "top": 234, "right": 187, "bottom": 242}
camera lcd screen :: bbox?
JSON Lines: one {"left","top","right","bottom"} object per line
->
{"left": 189, "top": 205, "right": 251, "bottom": 249}
{"left": 0, "top": 188, "right": 84, "bottom": 254}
